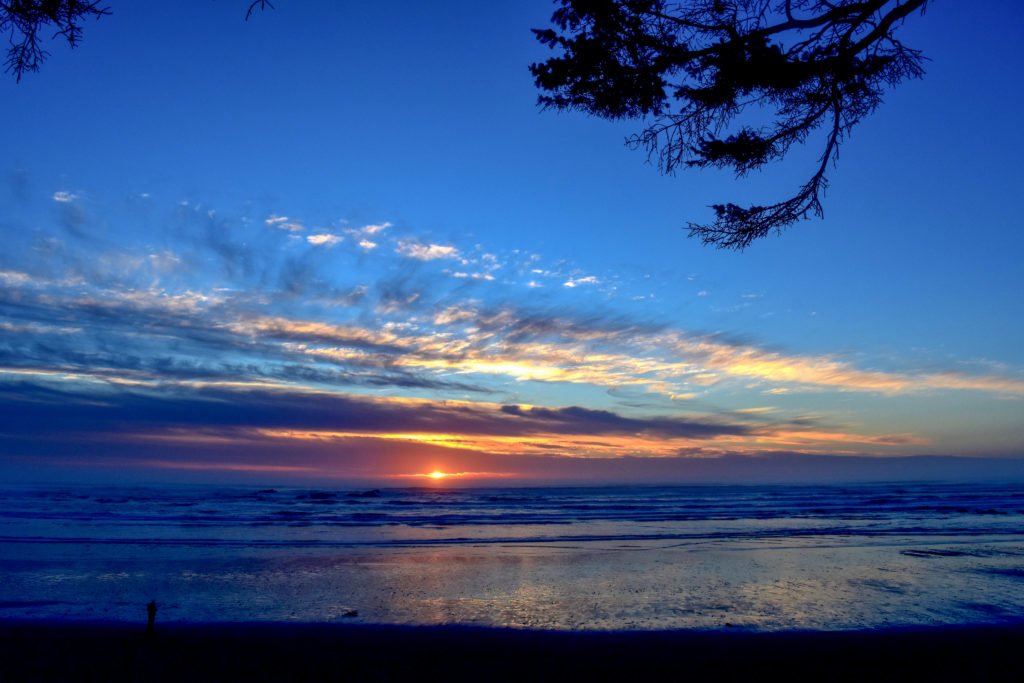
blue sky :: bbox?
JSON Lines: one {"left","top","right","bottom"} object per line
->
{"left": 1, "top": 1, "right": 1023, "bottom": 484}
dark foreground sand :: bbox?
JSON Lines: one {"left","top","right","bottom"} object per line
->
{"left": 2, "top": 620, "right": 1022, "bottom": 682}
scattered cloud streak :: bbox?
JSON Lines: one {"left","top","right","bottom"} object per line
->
{"left": 2, "top": 189, "right": 1023, "bottom": 478}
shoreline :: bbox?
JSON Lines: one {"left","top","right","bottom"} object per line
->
{"left": 3, "top": 620, "right": 1023, "bottom": 681}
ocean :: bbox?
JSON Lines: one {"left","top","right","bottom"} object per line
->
{"left": 2, "top": 482, "right": 1023, "bottom": 630}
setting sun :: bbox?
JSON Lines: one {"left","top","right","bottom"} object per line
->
{"left": 428, "top": 471, "right": 448, "bottom": 480}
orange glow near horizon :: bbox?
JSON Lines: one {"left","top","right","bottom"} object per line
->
{"left": 245, "top": 425, "right": 933, "bottom": 459}
{"left": 389, "top": 470, "right": 520, "bottom": 481}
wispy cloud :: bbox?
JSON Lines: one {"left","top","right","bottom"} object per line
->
{"left": 564, "top": 275, "right": 599, "bottom": 288}
{"left": 450, "top": 271, "right": 494, "bottom": 281}
{"left": 396, "top": 240, "right": 459, "bottom": 261}
{"left": 306, "top": 233, "right": 343, "bottom": 247}
{"left": 2, "top": 189, "right": 1022, "bottom": 476}
{"left": 265, "top": 215, "right": 304, "bottom": 232}
{"left": 0, "top": 378, "right": 937, "bottom": 466}
{"left": 346, "top": 222, "right": 390, "bottom": 251}
{"left": 359, "top": 222, "right": 391, "bottom": 235}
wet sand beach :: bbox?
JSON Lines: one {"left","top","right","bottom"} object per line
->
{"left": 2, "top": 620, "right": 1023, "bottom": 682}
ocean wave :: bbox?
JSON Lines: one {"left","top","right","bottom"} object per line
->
{"left": 2, "top": 483, "right": 1023, "bottom": 544}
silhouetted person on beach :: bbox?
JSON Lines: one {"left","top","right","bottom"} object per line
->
{"left": 146, "top": 600, "right": 157, "bottom": 636}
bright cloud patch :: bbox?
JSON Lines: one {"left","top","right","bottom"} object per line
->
{"left": 361, "top": 222, "right": 391, "bottom": 235}
{"left": 307, "top": 234, "right": 343, "bottom": 247}
{"left": 564, "top": 276, "right": 599, "bottom": 288}
{"left": 397, "top": 240, "right": 459, "bottom": 261}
